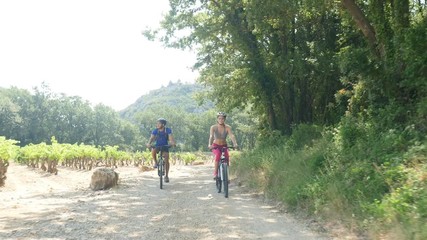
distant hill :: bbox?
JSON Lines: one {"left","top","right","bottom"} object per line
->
{"left": 119, "top": 82, "right": 213, "bottom": 120}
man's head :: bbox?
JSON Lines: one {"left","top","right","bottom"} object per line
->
{"left": 157, "top": 118, "right": 167, "bottom": 129}
{"left": 217, "top": 112, "right": 226, "bottom": 124}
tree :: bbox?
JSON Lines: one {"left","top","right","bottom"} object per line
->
{"left": 148, "top": 0, "right": 343, "bottom": 134}
{"left": 0, "top": 90, "right": 22, "bottom": 138}
{"left": 0, "top": 85, "right": 144, "bottom": 150}
{"left": 337, "top": 0, "right": 426, "bottom": 130}
{"left": 93, "top": 104, "right": 123, "bottom": 146}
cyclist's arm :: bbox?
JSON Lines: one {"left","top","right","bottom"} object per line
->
{"left": 208, "top": 125, "right": 215, "bottom": 148}
{"left": 146, "top": 134, "right": 156, "bottom": 147}
{"left": 168, "top": 133, "right": 176, "bottom": 147}
{"left": 227, "top": 126, "right": 238, "bottom": 148}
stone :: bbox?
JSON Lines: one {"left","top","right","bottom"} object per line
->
{"left": 90, "top": 168, "right": 118, "bottom": 191}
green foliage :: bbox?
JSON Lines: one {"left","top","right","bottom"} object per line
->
{"left": 366, "top": 142, "right": 427, "bottom": 239}
{"left": 233, "top": 127, "right": 329, "bottom": 209}
{"left": 1, "top": 82, "right": 256, "bottom": 152}
{"left": 234, "top": 122, "right": 427, "bottom": 239}
{"left": 0, "top": 136, "right": 19, "bottom": 161}
{"left": 0, "top": 84, "right": 142, "bottom": 150}
{"left": 0, "top": 136, "right": 19, "bottom": 186}
{"left": 151, "top": 0, "right": 344, "bottom": 134}
{"left": 16, "top": 139, "right": 155, "bottom": 171}
{"left": 121, "top": 82, "right": 252, "bottom": 151}
{"left": 121, "top": 82, "right": 211, "bottom": 151}
{"left": 2, "top": 0, "right": 426, "bottom": 236}
{"left": 287, "top": 124, "right": 323, "bottom": 150}
{"left": 181, "top": 152, "right": 197, "bottom": 165}
{"left": 120, "top": 82, "right": 213, "bottom": 118}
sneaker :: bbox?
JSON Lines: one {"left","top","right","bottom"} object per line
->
{"left": 165, "top": 176, "right": 169, "bottom": 183}
{"left": 153, "top": 163, "right": 158, "bottom": 169}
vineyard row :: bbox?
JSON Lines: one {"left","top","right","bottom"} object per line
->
{"left": 0, "top": 136, "right": 210, "bottom": 186}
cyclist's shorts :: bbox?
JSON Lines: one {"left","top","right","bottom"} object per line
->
{"left": 154, "top": 146, "right": 169, "bottom": 153}
{"left": 212, "top": 143, "right": 229, "bottom": 163}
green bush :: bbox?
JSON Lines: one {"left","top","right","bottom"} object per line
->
{"left": 286, "top": 124, "right": 323, "bottom": 150}
{"left": 234, "top": 122, "right": 427, "bottom": 239}
{"left": 367, "top": 142, "right": 427, "bottom": 239}
{"left": 181, "top": 152, "right": 197, "bottom": 165}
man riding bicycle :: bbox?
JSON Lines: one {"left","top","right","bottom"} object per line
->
{"left": 208, "top": 112, "right": 238, "bottom": 180}
{"left": 146, "top": 118, "right": 176, "bottom": 183}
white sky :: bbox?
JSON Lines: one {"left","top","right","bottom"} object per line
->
{"left": 0, "top": 0, "right": 198, "bottom": 111}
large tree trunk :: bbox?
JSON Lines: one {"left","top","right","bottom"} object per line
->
{"left": 340, "top": 0, "right": 382, "bottom": 58}
{"left": 227, "top": 6, "right": 279, "bottom": 131}
{"left": 393, "top": 0, "right": 410, "bottom": 29}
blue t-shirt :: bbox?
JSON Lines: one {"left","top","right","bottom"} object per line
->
{"left": 152, "top": 128, "right": 172, "bottom": 147}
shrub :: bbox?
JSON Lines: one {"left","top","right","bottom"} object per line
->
{"left": 234, "top": 121, "right": 427, "bottom": 239}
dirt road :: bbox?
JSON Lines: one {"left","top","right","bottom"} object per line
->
{"left": 1, "top": 162, "right": 339, "bottom": 240}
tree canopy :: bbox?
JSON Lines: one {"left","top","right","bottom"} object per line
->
{"left": 146, "top": 0, "right": 426, "bottom": 136}
{"left": 1, "top": 82, "right": 256, "bottom": 151}
{"left": 0, "top": 85, "right": 143, "bottom": 150}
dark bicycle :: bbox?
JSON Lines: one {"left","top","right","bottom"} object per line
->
{"left": 213, "top": 146, "right": 234, "bottom": 198}
{"left": 152, "top": 145, "right": 171, "bottom": 189}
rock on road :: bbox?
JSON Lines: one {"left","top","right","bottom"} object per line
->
{"left": 0, "top": 162, "right": 335, "bottom": 240}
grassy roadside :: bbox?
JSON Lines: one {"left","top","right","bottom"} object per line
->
{"left": 232, "top": 124, "right": 427, "bottom": 240}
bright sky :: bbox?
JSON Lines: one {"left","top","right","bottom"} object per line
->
{"left": 0, "top": 0, "right": 198, "bottom": 111}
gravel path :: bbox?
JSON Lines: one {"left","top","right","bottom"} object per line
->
{"left": 1, "top": 162, "right": 338, "bottom": 240}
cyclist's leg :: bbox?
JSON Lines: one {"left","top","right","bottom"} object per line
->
{"left": 151, "top": 147, "right": 158, "bottom": 167}
{"left": 224, "top": 148, "right": 230, "bottom": 165}
{"left": 161, "top": 146, "right": 170, "bottom": 182}
{"left": 212, "top": 147, "right": 221, "bottom": 179}
{"left": 214, "top": 161, "right": 219, "bottom": 179}
{"left": 164, "top": 151, "right": 170, "bottom": 176}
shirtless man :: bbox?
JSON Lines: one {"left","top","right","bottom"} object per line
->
{"left": 208, "top": 112, "right": 238, "bottom": 179}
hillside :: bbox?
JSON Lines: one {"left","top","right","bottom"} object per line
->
{"left": 119, "top": 82, "right": 213, "bottom": 121}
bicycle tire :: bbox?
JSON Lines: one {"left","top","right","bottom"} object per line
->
{"left": 222, "top": 163, "right": 229, "bottom": 198}
{"left": 216, "top": 166, "right": 222, "bottom": 193}
{"left": 159, "top": 159, "right": 163, "bottom": 189}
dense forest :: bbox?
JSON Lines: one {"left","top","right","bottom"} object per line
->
{"left": 143, "top": 0, "right": 426, "bottom": 239}
{"left": 148, "top": 0, "right": 426, "bottom": 136}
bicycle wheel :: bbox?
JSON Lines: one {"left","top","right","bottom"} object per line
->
{"left": 216, "top": 167, "right": 222, "bottom": 193}
{"left": 222, "top": 163, "right": 229, "bottom": 198}
{"left": 159, "top": 159, "right": 163, "bottom": 189}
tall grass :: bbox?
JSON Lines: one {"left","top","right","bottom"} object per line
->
{"left": 233, "top": 123, "right": 427, "bottom": 239}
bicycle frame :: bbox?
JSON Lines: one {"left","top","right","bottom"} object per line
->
{"left": 213, "top": 146, "right": 232, "bottom": 198}
{"left": 153, "top": 145, "right": 170, "bottom": 190}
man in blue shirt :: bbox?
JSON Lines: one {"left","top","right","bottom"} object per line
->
{"left": 146, "top": 118, "right": 176, "bottom": 183}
